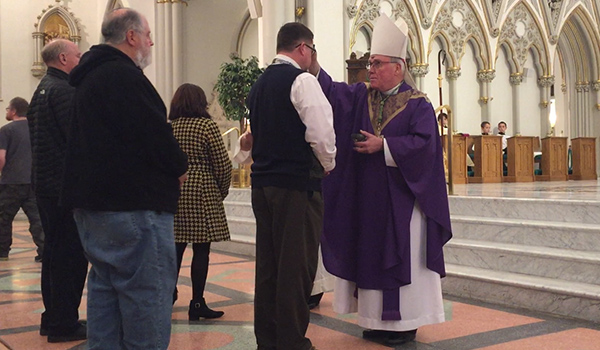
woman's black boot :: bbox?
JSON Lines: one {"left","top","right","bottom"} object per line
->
{"left": 188, "top": 298, "right": 224, "bottom": 320}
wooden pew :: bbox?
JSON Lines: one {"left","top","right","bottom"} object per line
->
{"left": 504, "top": 136, "right": 535, "bottom": 182}
{"left": 570, "top": 137, "right": 597, "bottom": 180}
{"left": 535, "top": 137, "right": 568, "bottom": 181}
{"left": 442, "top": 134, "right": 468, "bottom": 184}
{"left": 469, "top": 135, "right": 503, "bottom": 183}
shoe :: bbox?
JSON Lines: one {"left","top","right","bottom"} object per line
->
{"left": 41, "top": 320, "right": 87, "bottom": 336}
{"left": 308, "top": 292, "right": 323, "bottom": 310}
{"left": 362, "top": 329, "right": 417, "bottom": 345}
{"left": 47, "top": 323, "right": 87, "bottom": 343}
{"left": 34, "top": 255, "right": 42, "bottom": 263}
{"left": 362, "top": 329, "right": 391, "bottom": 339}
{"left": 189, "top": 298, "right": 224, "bottom": 320}
{"left": 385, "top": 329, "right": 417, "bottom": 346}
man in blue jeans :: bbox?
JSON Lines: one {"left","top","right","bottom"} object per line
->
{"left": 62, "top": 8, "right": 188, "bottom": 349}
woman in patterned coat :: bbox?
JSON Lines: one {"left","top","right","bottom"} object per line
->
{"left": 169, "top": 83, "right": 232, "bottom": 320}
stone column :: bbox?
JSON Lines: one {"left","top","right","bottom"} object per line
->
{"left": 258, "top": 0, "right": 294, "bottom": 66}
{"left": 510, "top": 73, "right": 523, "bottom": 136}
{"left": 446, "top": 67, "right": 461, "bottom": 133}
{"left": 155, "top": 0, "right": 186, "bottom": 104}
{"left": 583, "top": 82, "right": 591, "bottom": 137}
{"left": 593, "top": 80, "right": 600, "bottom": 112}
{"left": 409, "top": 63, "right": 429, "bottom": 91}
{"left": 31, "top": 31, "right": 45, "bottom": 78}
{"left": 477, "top": 69, "right": 495, "bottom": 122}
{"left": 538, "top": 75, "right": 555, "bottom": 136}
{"left": 575, "top": 82, "right": 587, "bottom": 137}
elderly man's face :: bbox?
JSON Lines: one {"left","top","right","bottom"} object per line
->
{"left": 63, "top": 41, "right": 82, "bottom": 74}
{"left": 368, "top": 54, "right": 402, "bottom": 92}
{"left": 134, "top": 18, "right": 154, "bottom": 69}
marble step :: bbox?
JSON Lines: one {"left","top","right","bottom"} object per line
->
{"left": 444, "top": 238, "right": 600, "bottom": 285}
{"left": 225, "top": 188, "right": 252, "bottom": 202}
{"left": 450, "top": 215, "right": 600, "bottom": 252}
{"left": 448, "top": 196, "right": 600, "bottom": 225}
{"left": 225, "top": 215, "right": 255, "bottom": 244}
{"left": 224, "top": 200, "right": 254, "bottom": 219}
{"left": 442, "top": 264, "right": 600, "bottom": 323}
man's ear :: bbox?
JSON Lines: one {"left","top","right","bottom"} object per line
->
{"left": 59, "top": 53, "right": 68, "bottom": 65}
{"left": 126, "top": 29, "right": 136, "bottom": 46}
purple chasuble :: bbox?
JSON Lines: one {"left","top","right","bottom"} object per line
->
{"left": 317, "top": 69, "right": 452, "bottom": 320}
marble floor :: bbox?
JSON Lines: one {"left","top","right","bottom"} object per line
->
{"left": 450, "top": 179, "right": 600, "bottom": 201}
{"left": 2, "top": 180, "right": 600, "bottom": 350}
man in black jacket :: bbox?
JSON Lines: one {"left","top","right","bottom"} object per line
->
{"left": 27, "top": 38, "right": 88, "bottom": 343}
{"left": 62, "top": 8, "right": 188, "bottom": 350}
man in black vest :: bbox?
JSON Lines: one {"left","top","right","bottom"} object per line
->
{"left": 246, "top": 22, "right": 336, "bottom": 350}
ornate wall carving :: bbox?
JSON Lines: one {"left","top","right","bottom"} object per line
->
{"left": 498, "top": 2, "right": 548, "bottom": 75}
{"left": 538, "top": 75, "right": 555, "bottom": 88}
{"left": 32, "top": 3, "right": 81, "bottom": 78}
{"left": 349, "top": 0, "right": 423, "bottom": 64}
{"left": 430, "top": 0, "right": 490, "bottom": 69}
{"left": 477, "top": 69, "right": 496, "bottom": 83}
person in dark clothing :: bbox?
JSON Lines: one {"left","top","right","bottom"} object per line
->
{"left": 0, "top": 97, "right": 44, "bottom": 262}
{"left": 246, "top": 22, "right": 336, "bottom": 350}
{"left": 27, "top": 38, "right": 88, "bottom": 343}
{"left": 62, "top": 8, "right": 188, "bottom": 350}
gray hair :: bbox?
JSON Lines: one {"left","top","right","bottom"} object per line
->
{"left": 101, "top": 8, "right": 144, "bottom": 45}
{"left": 41, "top": 39, "right": 73, "bottom": 64}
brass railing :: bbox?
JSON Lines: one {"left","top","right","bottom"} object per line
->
{"left": 222, "top": 127, "right": 251, "bottom": 188}
{"left": 435, "top": 105, "right": 454, "bottom": 195}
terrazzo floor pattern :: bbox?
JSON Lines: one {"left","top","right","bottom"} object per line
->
{"left": 2, "top": 220, "right": 600, "bottom": 350}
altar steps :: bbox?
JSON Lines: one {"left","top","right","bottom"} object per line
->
{"left": 443, "top": 196, "right": 600, "bottom": 322}
{"left": 220, "top": 189, "right": 600, "bottom": 322}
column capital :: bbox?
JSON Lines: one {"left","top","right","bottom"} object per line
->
{"left": 592, "top": 80, "right": 600, "bottom": 91}
{"left": 537, "top": 75, "right": 555, "bottom": 88}
{"left": 409, "top": 63, "right": 429, "bottom": 77}
{"left": 509, "top": 73, "right": 523, "bottom": 85}
{"left": 561, "top": 82, "right": 567, "bottom": 93}
{"left": 446, "top": 67, "right": 461, "bottom": 80}
{"left": 477, "top": 69, "right": 496, "bottom": 83}
{"left": 157, "top": 0, "right": 188, "bottom": 5}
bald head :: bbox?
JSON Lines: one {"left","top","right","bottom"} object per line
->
{"left": 41, "top": 39, "right": 81, "bottom": 73}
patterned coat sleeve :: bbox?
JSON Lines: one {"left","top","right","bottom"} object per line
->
{"left": 206, "top": 120, "right": 232, "bottom": 200}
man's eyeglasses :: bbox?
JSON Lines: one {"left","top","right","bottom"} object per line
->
{"left": 295, "top": 42, "right": 316, "bottom": 55}
{"left": 365, "top": 60, "right": 398, "bottom": 70}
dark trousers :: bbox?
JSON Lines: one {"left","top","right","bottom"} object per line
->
{"left": 253, "top": 187, "right": 321, "bottom": 350}
{"left": 175, "top": 242, "right": 211, "bottom": 301}
{"left": 37, "top": 195, "right": 88, "bottom": 335}
{"left": 0, "top": 184, "right": 44, "bottom": 256}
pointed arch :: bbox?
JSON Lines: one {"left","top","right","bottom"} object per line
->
{"left": 496, "top": 1, "right": 550, "bottom": 76}
{"left": 349, "top": 0, "right": 424, "bottom": 65}
{"left": 557, "top": 5, "right": 600, "bottom": 81}
{"left": 428, "top": 0, "right": 491, "bottom": 70}
{"left": 31, "top": 4, "right": 81, "bottom": 78}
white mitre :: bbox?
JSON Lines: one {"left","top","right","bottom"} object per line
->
{"left": 370, "top": 13, "right": 416, "bottom": 88}
{"left": 371, "top": 13, "right": 408, "bottom": 59}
